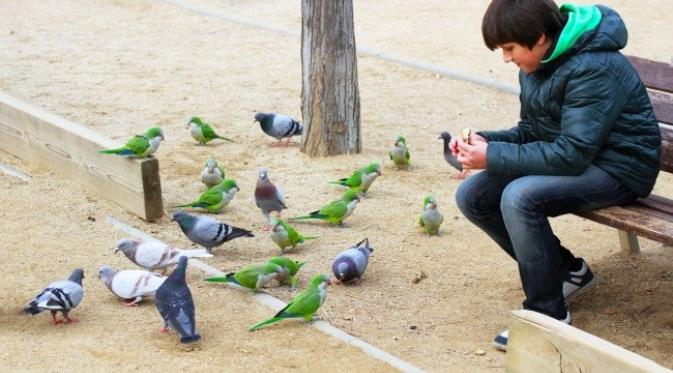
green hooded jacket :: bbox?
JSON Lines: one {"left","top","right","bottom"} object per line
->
{"left": 479, "top": 4, "right": 660, "bottom": 198}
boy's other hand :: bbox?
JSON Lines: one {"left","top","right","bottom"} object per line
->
{"left": 456, "top": 136, "right": 488, "bottom": 170}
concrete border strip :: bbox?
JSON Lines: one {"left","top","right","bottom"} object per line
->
{"left": 157, "top": 0, "right": 519, "bottom": 95}
{"left": 107, "top": 215, "right": 427, "bottom": 373}
{"left": 0, "top": 162, "right": 32, "bottom": 182}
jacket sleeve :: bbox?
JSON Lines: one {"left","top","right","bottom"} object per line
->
{"left": 486, "top": 66, "right": 626, "bottom": 176}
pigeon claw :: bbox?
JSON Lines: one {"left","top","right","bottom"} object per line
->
{"left": 64, "top": 317, "right": 79, "bottom": 324}
{"left": 159, "top": 327, "right": 169, "bottom": 334}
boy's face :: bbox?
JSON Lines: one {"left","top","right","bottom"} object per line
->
{"left": 498, "top": 34, "right": 551, "bottom": 74}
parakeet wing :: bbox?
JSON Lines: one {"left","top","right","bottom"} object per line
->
{"left": 125, "top": 135, "right": 150, "bottom": 155}
{"left": 201, "top": 123, "right": 218, "bottom": 139}
{"left": 197, "top": 188, "right": 223, "bottom": 205}
{"left": 283, "top": 288, "right": 321, "bottom": 317}
{"left": 319, "top": 200, "right": 347, "bottom": 218}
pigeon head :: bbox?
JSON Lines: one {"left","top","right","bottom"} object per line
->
{"left": 258, "top": 168, "right": 269, "bottom": 182}
{"left": 69, "top": 268, "right": 85, "bottom": 285}
{"left": 115, "top": 238, "right": 139, "bottom": 255}
{"left": 438, "top": 131, "right": 452, "bottom": 142}
{"left": 253, "top": 112, "right": 268, "bottom": 123}
{"left": 172, "top": 211, "right": 196, "bottom": 230}
{"left": 145, "top": 127, "right": 165, "bottom": 140}
{"left": 98, "top": 265, "right": 117, "bottom": 288}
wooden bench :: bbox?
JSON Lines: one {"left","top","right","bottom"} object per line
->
{"left": 575, "top": 56, "right": 673, "bottom": 253}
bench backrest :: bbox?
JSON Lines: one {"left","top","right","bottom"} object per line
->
{"left": 626, "top": 55, "right": 673, "bottom": 173}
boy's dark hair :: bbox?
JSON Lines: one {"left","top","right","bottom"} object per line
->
{"left": 482, "top": 0, "right": 565, "bottom": 50}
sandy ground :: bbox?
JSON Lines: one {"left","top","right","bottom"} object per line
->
{"left": 1, "top": 0, "right": 673, "bottom": 371}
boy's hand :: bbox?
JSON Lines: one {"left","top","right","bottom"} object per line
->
{"left": 456, "top": 135, "right": 488, "bottom": 170}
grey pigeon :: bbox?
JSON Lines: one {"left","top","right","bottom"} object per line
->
{"left": 24, "top": 268, "right": 85, "bottom": 325}
{"left": 254, "top": 168, "right": 287, "bottom": 231}
{"left": 155, "top": 256, "right": 200, "bottom": 344}
{"left": 253, "top": 112, "right": 303, "bottom": 146}
{"left": 439, "top": 131, "right": 469, "bottom": 179}
{"left": 99, "top": 265, "right": 166, "bottom": 306}
{"left": 332, "top": 238, "right": 374, "bottom": 285}
{"left": 172, "top": 211, "right": 254, "bottom": 253}
{"left": 115, "top": 238, "right": 213, "bottom": 272}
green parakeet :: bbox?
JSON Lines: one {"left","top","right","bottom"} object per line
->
{"left": 419, "top": 195, "right": 443, "bottom": 235}
{"left": 99, "top": 127, "right": 165, "bottom": 158}
{"left": 389, "top": 135, "right": 410, "bottom": 169}
{"left": 267, "top": 256, "right": 307, "bottom": 289}
{"left": 270, "top": 218, "right": 318, "bottom": 253}
{"left": 187, "top": 116, "right": 233, "bottom": 144}
{"left": 291, "top": 190, "right": 361, "bottom": 225}
{"left": 248, "top": 273, "right": 331, "bottom": 331}
{"left": 205, "top": 262, "right": 287, "bottom": 291}
{"left": 201, "top": 159, "right": 225, "bottom": 188}
{"left": 174, "top": 179, "right": 239, "bottom": 213}
{"left": 330, "top": 162, "right": 382, "bottom": 195}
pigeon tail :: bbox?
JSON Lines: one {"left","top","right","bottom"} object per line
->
{"left": 183, "top": 249, "right": 213, "bottom": 259}
{"left": 229, "top": 227, "right": 255, "bottom": 240}
{"left": 23, "top": 302, "right": 42, "bottom": 315}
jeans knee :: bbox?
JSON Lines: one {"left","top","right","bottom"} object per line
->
{"left": 500, "top": 182, "right": 533, "bottom": 216}
{"left": 456, "top": 180, "right": 481, "bottom": 218}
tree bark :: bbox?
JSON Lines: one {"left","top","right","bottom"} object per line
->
{"left": 301, "top": 0, "right": 361, "bottom": 157}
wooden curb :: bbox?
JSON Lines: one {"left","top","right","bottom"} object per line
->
{"left": 0, "top": 91, "right": 163, "bottom": 221}
{"left": 506, "top": 310, "right": 671, "bottom": 373}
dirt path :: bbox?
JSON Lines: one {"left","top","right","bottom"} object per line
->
{"left": 1, "top": 0, "right": 673, "bottom": 371}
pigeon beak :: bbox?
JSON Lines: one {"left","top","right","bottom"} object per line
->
{"left": 437, "top": 135, "right": 442, "bottom": 140}
{"left": 114, "top": 247, "right": 120, "bottom": 254}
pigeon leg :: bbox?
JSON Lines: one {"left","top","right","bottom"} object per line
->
{"left": 51, "top": 311, "right": 63, "bottom": 325}
{"left": 123, "top": 297, "right": 141, "bottom": 307}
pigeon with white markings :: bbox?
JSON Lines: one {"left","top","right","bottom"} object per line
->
{"left": 332, "top": 238, "right": 373, "bottom": 285}
{"left": 24, "top": 268, "right": 84, "bottom": 325}
{"left": 115, "top": 238, "right": 212, "bottom": 272}
{"left": 99, "top": 266, "right": 166, "bottom": 306}
{"left": 439, "top": 131, "right": 468, "bottom": 179}
{"left": 155, "top": 256, "right": 200, "bottom": 344}
{"left": 201, "top": 159, "right": 225, "bottom": 188}
{"left": 172, "top": 211, "right": 254, "bottom": 253}
{"left": 254, "top": 112, "right": 303, "bottom": 146}
{"left": 254, "top": 168, "right": 287, "bottom": 231}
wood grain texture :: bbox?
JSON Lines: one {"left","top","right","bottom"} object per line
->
{"left": 300, "top": 0, "right": 361, "bottom": 157}
{"left": 506, "top": 310, "right": 671, "bottom": 373}
{"left": 0, "top": 91, "right": 163, "bottom": 221}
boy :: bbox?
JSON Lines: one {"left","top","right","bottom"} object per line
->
{"left": 452, "top": 0, "right": 660, "bottom": 351}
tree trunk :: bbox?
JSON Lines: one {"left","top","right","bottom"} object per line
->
{"left": 301, "top": 0, "right": 361, "bottom": 157}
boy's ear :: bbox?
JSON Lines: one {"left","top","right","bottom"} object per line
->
{"left": 535, "top": 33, "right": 547, "bottom": 46}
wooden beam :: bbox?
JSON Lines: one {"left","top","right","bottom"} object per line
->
{"left": 506, "top": 310, "right": 671, "bottom": 373}
{"left": 0, "top": 91, "right": 163, "bottom": 221}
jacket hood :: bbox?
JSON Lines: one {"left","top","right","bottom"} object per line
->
{"left": 543, "top": 4, "right": 627, "bottom": 64}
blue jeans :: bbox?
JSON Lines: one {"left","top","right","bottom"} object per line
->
{"left": 455, "top": 165, "right": 636, "bottom": 319}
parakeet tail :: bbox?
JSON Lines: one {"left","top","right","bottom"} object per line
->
{"left": 291, "top": 211, "right": 327, "bottom": 221}
{"left": 205, "top": 273, "right": 238, "bottom": 284}
{"left": 215, "top": 135, "right": 234, "bottom": 142}
{"left": 248, "top": 316, "right": 284, "bottom": 331}
{"left": 98, "top": 147, "right": 125, "bottom": 154}
{"left": 302, "top": 236, "right": 319, "bottom": 240}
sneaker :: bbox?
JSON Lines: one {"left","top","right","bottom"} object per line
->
{"left": 493, "top": 311, "right": 571, "bottom": 351}
{"left": 562, "top": 259, "right": 596, "bottom": 302}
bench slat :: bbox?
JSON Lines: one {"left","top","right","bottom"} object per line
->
{"left": 638, "top": 194, "right": 673, "bottom": 215}
{"left": 650, "top": 90, "right": 673, "bottom": 126}
{"left": 577, "top": 204, "right": 673, "bottom": 246}
{"left": 627, "top": 55, "right": 673, "bottom": 93}
{"left": 659, "top": 123, "right": 673, "bottom": 173}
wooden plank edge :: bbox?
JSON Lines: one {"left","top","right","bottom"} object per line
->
{"left": 0, "top": 91, "right": 163, "bottom": 221}
{"left": 506, "top": 310, "right": 671, "bottom": 373}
